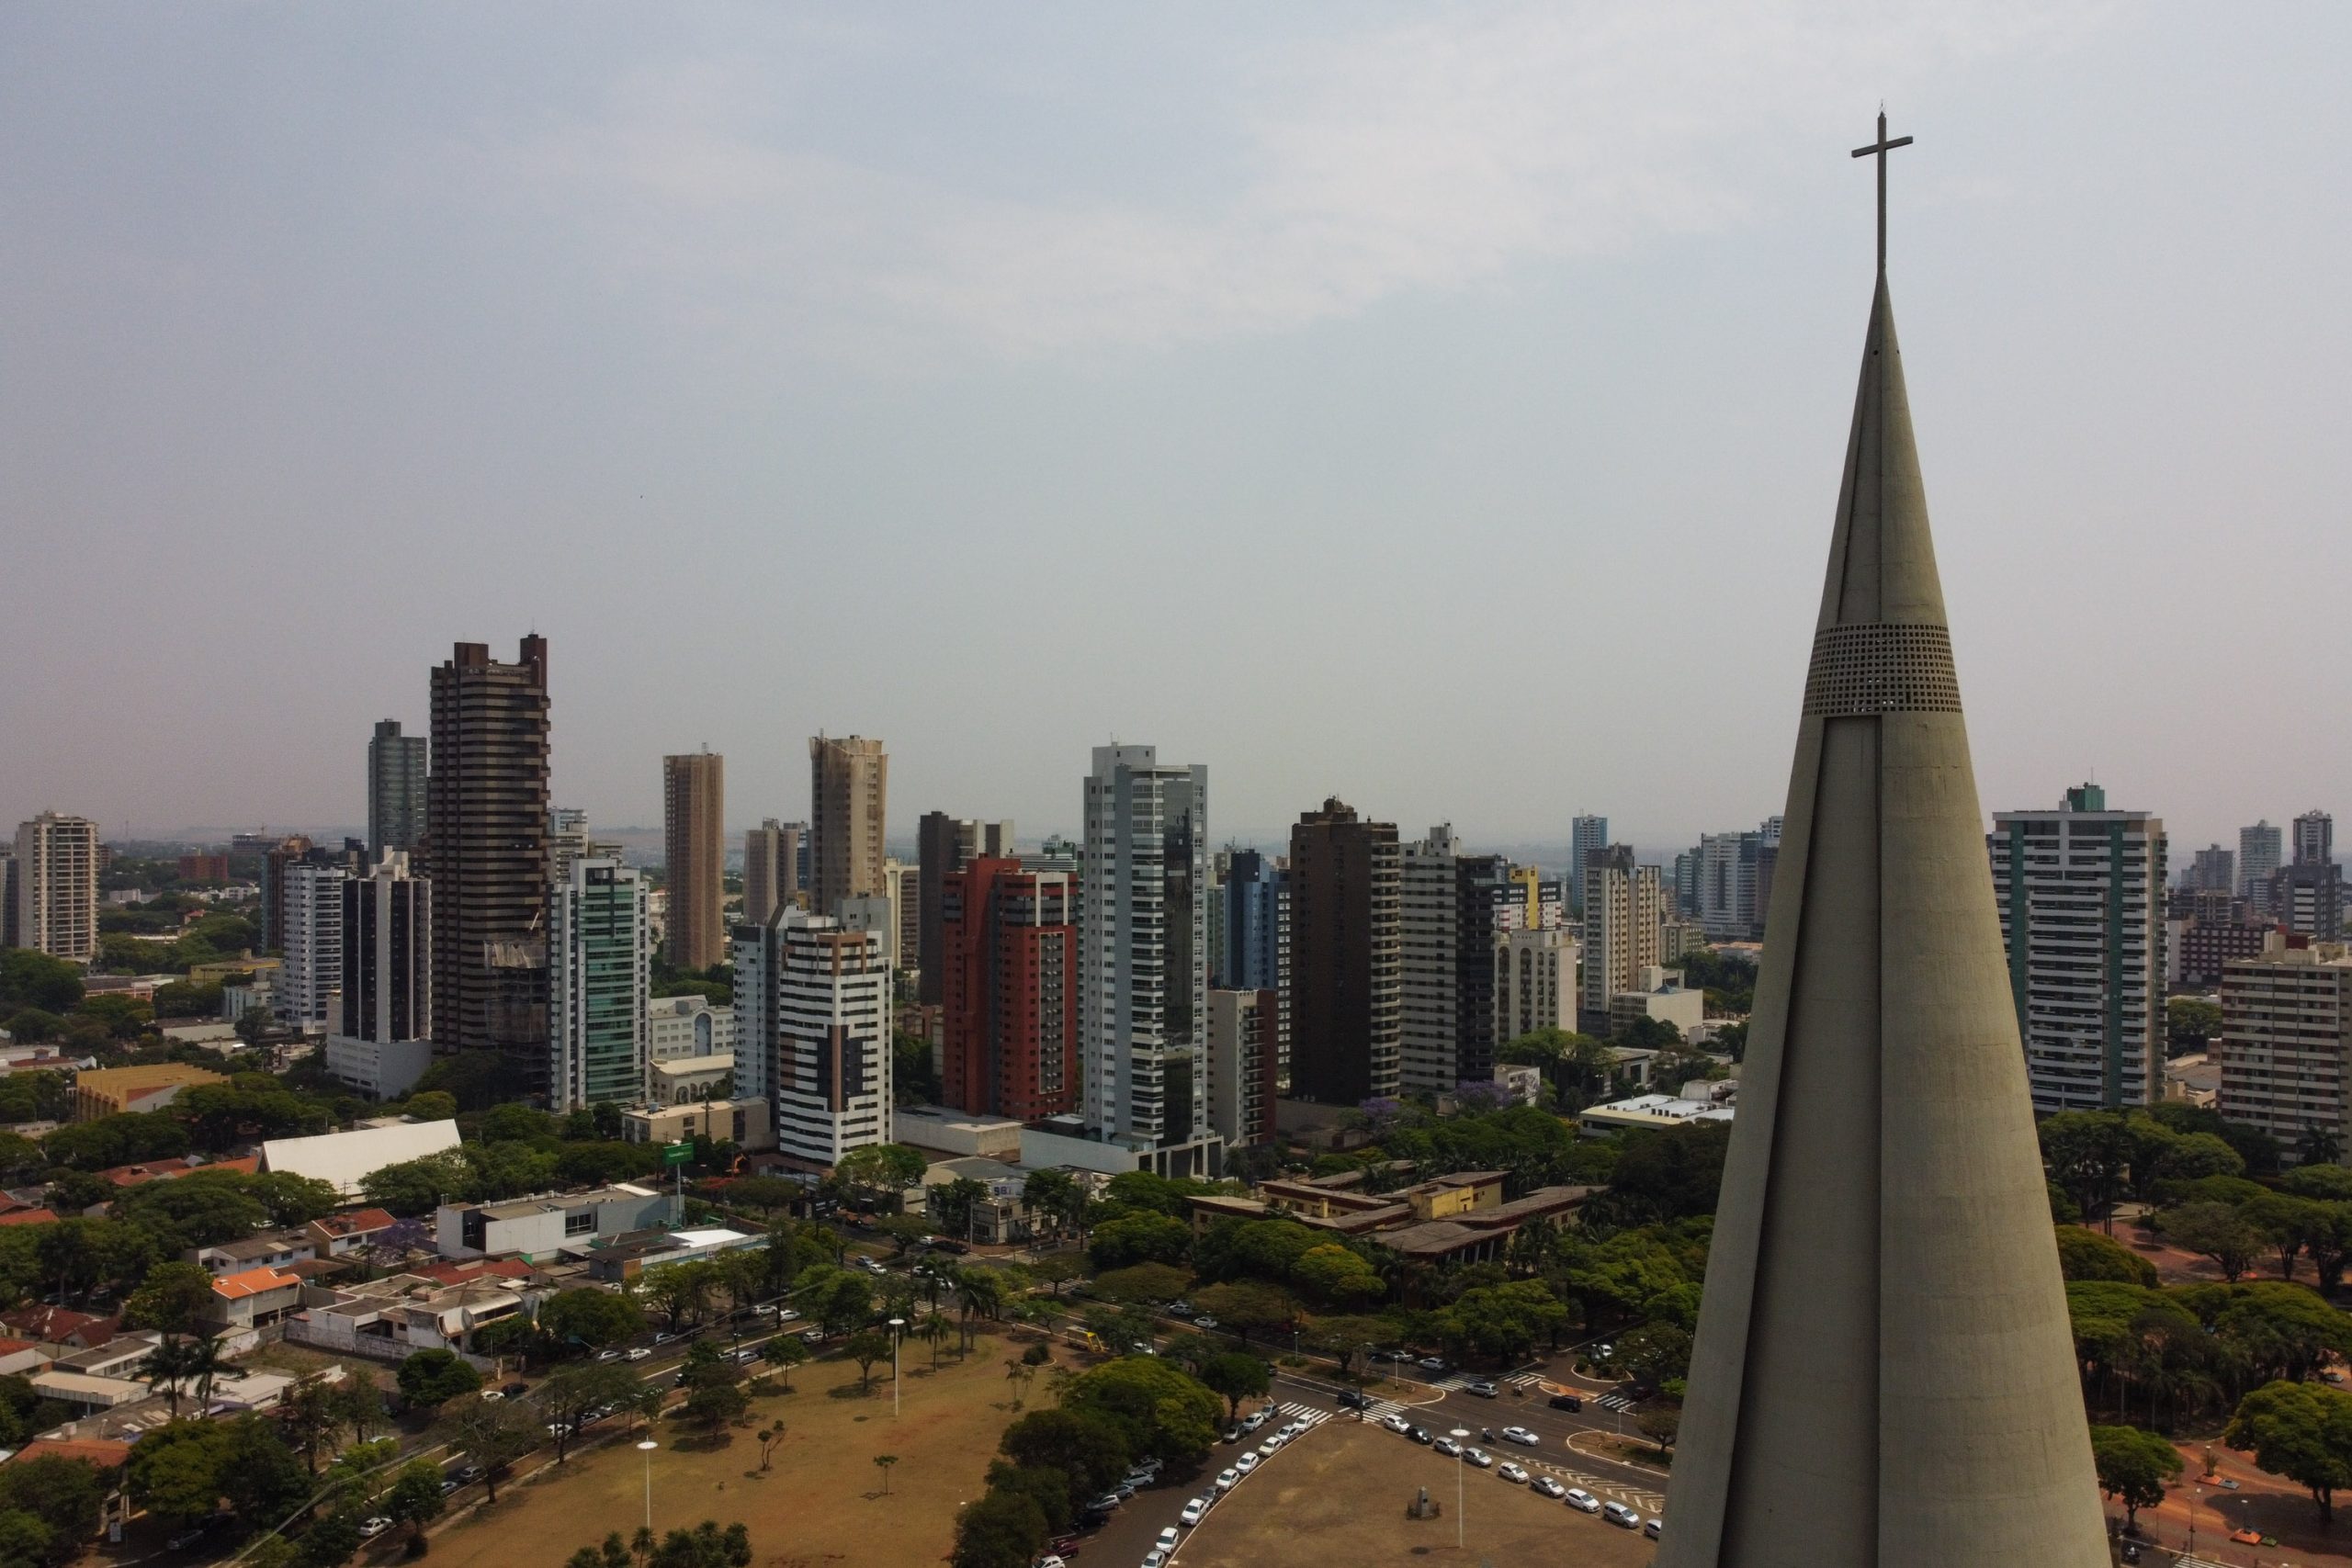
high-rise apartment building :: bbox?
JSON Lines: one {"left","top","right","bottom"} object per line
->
{"left": 2273, "top": 860, "right": 2346, "bottom": 942}
{"left": 548, "top": 858, "right": 650, "bottom": 1112}
{"left": 1399, "top": 828, "right": 1462, "bottom": 1096}
{"left": 2217, "top": 933, "right": 2352, "bottom": 1158}
{"left": 2243, "top": 820, "right": 2283, "bottom": 917}
{"left": 1990, "top": 784, "right": 2166, "bottom": 1112}
{"left": 425, "top": 637, "right": 551, "bottom": 1064}
{"left": 894, "top": 861, "right": 922, "bottom": 977}
{"left": 2296, "top": 810, "right": 2335, "bottom": 869}
{"left": 736, "top": 911, "right": 891, "bottom": 1166}
{"left": 1579, "top": 845, "right": 1664, "bottom": 1032}
{"left": 339, "top": 852, "right": 430, "bottom": 1045}
{"left": 662, "top": 750, "right": 726, "bottom": 970}
{"left": 2186, "top": 844, "right": 2236, "bottom": 893}
{"left": 1288, "top": 798, "right": 1400, "bottom": 1105}
{"left": 368, "top": 720, "right": 428, "bottom": 858}
{"left": 808, "top": 735, "right": 887, "bottom": 919}
{"left": 917, "top": 813, "right": 1015, "bottom": 1003}
{"left": 279, "top": 862, "right": 351, "bottom": 1031}
{"left": 11, "top": 813, "right": 99, "bottom": 964}
{"left": 742, "top": 820, "right": 801, "bottom": 929}
{"left": 1499, "top": 927, "right": 1579, "bottom": 1041}
{"left": 261, "top": 835, "right": 315, "bottom": 953}
{"left": 1206, "top": 988, "right": 1279, "bottom": 1149}
{"left": 1696, "top": 821, "right": 1782, "bottom": 941}
{"left": 940, "top": 857, "right": 1077, "bottom": 1121}
{"left": 1080, "top": 745, "right": 1217, "bottom": 1176}
{"left": 1219, "top": 849, "right": 1288, "bottom": 1089}
{"left": 1569, "top": 814, "right": 1609, "bottom": 914}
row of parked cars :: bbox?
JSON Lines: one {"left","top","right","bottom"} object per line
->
{"left": 1379, "top": 1410, "right": 1658, "bottom": 1539}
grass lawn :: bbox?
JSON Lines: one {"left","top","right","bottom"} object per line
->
{"left": 431, "top": 1332, "right": 1044, "bottom": 1568}
{"left": 1176, "top": 1420, "right": 1657, "bottom": 1568}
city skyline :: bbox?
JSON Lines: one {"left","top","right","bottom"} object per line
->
{"left": 6, "top": 6, "right": 2352, "bottom": 852}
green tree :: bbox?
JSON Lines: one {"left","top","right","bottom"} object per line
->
{"left": 384, "top": 1459, "right": 447, "bottom": 1549}
{"left": 121, "top": 1261, "right": 221, "bottom": 1335}
{"left": 646, "top": 1520, "right": 753, "bottom": 1568}
{"left": 843, "top": 1330, "right": 894, "bottom": 1394}
{"left": 2227, "top": 1379, "right": 2352, "bottom": 1520}
{"left": 538, "top": 1286, "right": 647, "bottom": 1352}
{"left": 397, "top": 1348, "right": 483, "bottom": 1410}
{"left": 1088, "top": 1262, "right": 1192, "bottom": 1305}
{"left": 1196, "top": 1351, "right": 1270, "bottom": 1419}
{"left": 998, "top": 1408, "right": 1130, "bottom": 1500}
{"left": 950, "top": 1490, "right": 1047, "bottom": 1568}
{"left": 1289, "top": 1244, "right": 1383, "bottom": 1309}
{"left": 126, "top": 1421, "right": 232, "bottom": 1526}
{"left": 358, "top": 1150, "right": 475, "bottom": 1216}
{"left": 1634, "top": 1402, "right": 1680, "bottom": 1458}
{"left": 2089, "top": 1424, "right": 2183, "bottom": 1529}
{"left": 1085, "top": 1212, "right": 1191, "bottom": 1271}
{"left": 0, "top": 1454, "right": 107, "bottom": 1567}
{"left": 831, "top": 1145, "right": 928, "bottom": 1211}
{"left": 2160, "top": 1201, "right": 2264, "bottom": 1281}
{"left": 2166, "top": 997, "right": 2222, "bottom": 1055}
{"left": 873, "top": 1453, "right": 899, "bottom": 1495}
{"left": 679, "top": 1342, "right": 750, "bottom": 1427}
{"left": 2052, "top": 1225, "right": 2160, "bottom": 1288}
{"left": 1191, "top": 1280, "right": 1300, "bottom": 1347}
{"left": 537, "top": 1364, "right": 639, "bottom": 1462}
{"left": 0, "top": 951, "right": 85, "bottom": 1015}
{"left": 1448, "top": 1280, "right": 1571, "bottom": 1363}
{"left": 299, "top": 1509, "right": 364, "bottom": 1568}
{"left": 759, "top": 1334, "right": 810, "bottom": 1382}
{"left": 280, "top": 1374, "right": 345, "bottom": 1474}
{"left": 1058, "top": 1357, "right": 1222, "bottom": 1463}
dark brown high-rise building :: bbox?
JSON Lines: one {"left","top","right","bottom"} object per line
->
{"left": 917, "top": 811, "right": 1014, "bottom": 1004}
{"left": 1287, "top": 797, "right": 1400, "bottom": 1105}
{"left": 662, "top": 750, "right": 726, "bottom": 970}
{"left": 424, "top": 637, "right": 550, "bottom": 1064}
{"left": 808, "top": 735, "right": 887, "bottom": 919}
{"left": 743, "top": 819, "right": 801, "bottom": 928}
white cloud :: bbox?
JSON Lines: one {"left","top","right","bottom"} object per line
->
{"left": 477, "top": 2, "right": 2104, "bottom": 365}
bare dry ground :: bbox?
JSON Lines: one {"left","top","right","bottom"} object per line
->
{"left": 1172, "top": 1418, "right": 1657, "bottom": 1568}
{"left": 428, "top": 1333, "right": 1036, "bottom": 1568}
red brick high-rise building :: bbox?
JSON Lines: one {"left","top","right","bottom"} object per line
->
{"left": 941, "top": 858, "right": 1077, "bottom": 1121}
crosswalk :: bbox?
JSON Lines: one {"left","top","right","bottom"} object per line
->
{"left": 1273, "top": 1402, "right": 1333, "bottom": 1428}
{"left": 1527, "top": 1455, "right": 1667, "bottom": 1515}
{"left": 1593, "top": 1392, "right": 1637, "bottom": 1412}
{"left": 1430, "top": 1373, "right": 1474, "bottom": 1392}
{"left": 1360, "top": 1397, "right": 1408, "bottom": 1422}
{"left": 1506, "top": 1371, "right": 1544, "bottom": 1389}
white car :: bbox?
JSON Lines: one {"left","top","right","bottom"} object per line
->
{"left": 777, "top": 1308, "right": 801, "bottom": 1322}
{"left": 1155, "top": 1527, "right": 1180, "bottom": 1551}
{"left": 1179, "top": 1498, "right": 1207, "bottom": 1527}
{"left": 1241, "top": 1410, "right": 1269, "bottom": 1432}
{"left": 1382, "top": 1413, "right": 1411, "bottom": 1434}
{"left": 1565, "top": 1488, "right": 1602, "bottom": 1515}
{"left": 1142, "top": 1553, "right": 1165, "bottom": 1568}
{"left": 625, "top": 1347, "right": 651, "bottom": 1361}
{"left": 1215, "top": 1468, "right": 1240, "bottom": 1493}
{"left": 357, "top": 1517, "right": 393, "bottom": 1540}
{"left": 1259, "top": 1437, "right": 1283, "bottom": 1456}
{"left": 1433, "top": 1437, "right": 1462, "bottom": 1458}
{"left": 1499, "top": 1426, "right": 1539, "bottom": 1447}
{"left": 1603, "top": 1501, "right": 1643, "bottom": 1529}
{"left": 1464, "top": 1448, "right": 1494, "bottom": 1469}
{"left": 1284, "top": 1418, "right": 1309, "bottom": 1437}
{"left": 1532, "top": 1475, "right": 1567, "bottom": 1500}
{"left": 1497, "top": 1462, "right": 1530, "bottom": 1484}
{"left": 1234, "top": 1452, "right": 1260, "bottom": 1475}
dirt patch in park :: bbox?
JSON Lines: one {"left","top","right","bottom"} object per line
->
{"left": 1171, "top": 1419, "right": 1656, "bottom": 1568}
{"left": 430, "top": 1333, "right": 1045, "bottom": 1568}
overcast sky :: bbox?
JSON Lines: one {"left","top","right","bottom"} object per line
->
{"left": 4, "top": 4, "right": 2346, "bottom": 856}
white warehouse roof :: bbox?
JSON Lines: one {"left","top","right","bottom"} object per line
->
{"left": 260, "top": 1119, "right": 461, "bottom": 1197}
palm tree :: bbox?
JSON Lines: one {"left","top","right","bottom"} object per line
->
{"left": 955, "top": 1269, "right": 1003, "bottom": 1354}
{"left": 140, "top": 1336, "right": 198, "bottom": 1419}
{"left": 186, "top": 1335, "right": 229, "bottom": 1412}
{"left": 922, "top": 1310, "right": 952, "bottom": 1370}
{"left": 2302, "top": 1124, "right": 2346, "bottom": 1168}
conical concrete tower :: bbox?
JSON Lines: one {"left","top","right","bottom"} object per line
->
{"left": 1654, "top": 282, "right": 2109, "bottom": 1561}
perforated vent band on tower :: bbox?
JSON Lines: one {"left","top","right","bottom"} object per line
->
{"left": 1802, "top": 622, "right": 1961, "bottom": 716}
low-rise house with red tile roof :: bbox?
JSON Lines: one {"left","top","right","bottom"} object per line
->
{"left": 0, "top": 1306, "right": 119, "bottom": 1350}
{"left": 205, "top": 1266, "right": 301, "bottom": 1330}
{"left": 306, "top": 1208, "right": 400, "bottom": 1257}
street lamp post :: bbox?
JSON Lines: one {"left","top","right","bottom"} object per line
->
{"left": 1450, "top": 1427, "right": 1471, "bottom": 1550}
{"left": 888, "top": 1316, "right": 907, "bottom": 1417}
{"left": 638, "top": 1438, "right": 658, "bottom": 1538}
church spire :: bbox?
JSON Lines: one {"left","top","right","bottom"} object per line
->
{"left": 1654, "top": 129, "right": 2109, "bottom": 1568}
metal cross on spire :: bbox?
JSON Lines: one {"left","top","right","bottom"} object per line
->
{"left": 1851, "top": 109, "right": 1912, "bottom": 274}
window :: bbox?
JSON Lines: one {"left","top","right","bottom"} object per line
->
{"left": 564, "top": 1209, "right": 596, "bottom": 1236}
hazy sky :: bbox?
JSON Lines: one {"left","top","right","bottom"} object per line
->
{"left": 6, "top": 4, "right": 2348, "bottom": 855}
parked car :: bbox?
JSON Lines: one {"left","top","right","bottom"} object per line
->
{"left": 1382, "top": 1414, "right": 1411, "bottom": 1435}
{"left": 1603, "top": 1502, "right": 1642, "bottom": 1529}
{"left": 1416, "top": 1357, "right": 1448, "bottom": 1374}
{"left": 1259, "top": 1438, "right": 1283, "bottom": 1456}
{"left": 1433, "top": 1438, "right": 1462, "bottom": 1458}
{"left": 1336, "top": 1390, "right": 1371, "bottom": 1410}
{"left": 1179, "top": 1498, "right": 1208, "bottom": 1527}
{"left": 1088, "top": 1493, "right": 1122, "bottom": 1514}
{"left": 452, "top": 1466, "right": 483, "bottom": 1484}
{"left": 1167, "top": 1300, "right": 1193, "bottom": 1315}
{"left": 1233, "top": 1452, "right": 1259, "bottom": 1475}
{"left": 357, "top": 1518, "right": 393, "bottom": 1540}
{"left": 1464, "top": 1448, "right": 1494, "bottom": 1469}
{"left": 1499, "top": 1426, "right": 1539, "bottom": 1447}
{"left": 625, "top": 1347, "right": 651, "bottom": 1361}
{"left": 1214, "top": 1469, "right": 1240, "bottom": 1493}
{"left": 752, "top": 1303, "right": 778, "bottom": 1317}
{"left": 1497, "top": 1462, "right": 1530, "bottom": 1484}
{"left": 1142, "top": 1552, "right": 1165, "bottom": 1568}
{"left": 1222, "top": 1426, "right": 1241, "bottom": 1444}
{"left": 1193, "top": 1315, "right": 1219, "bottom": 1329}
{"left": 479, "top": 1390, "right": 503, "bottom": 1402}
{"left": 776, "top": 1308, "right": 801, "bottom": 1322}
{"left": 1407, "top": 1426, "right": 1434, "bottom": 1445}
{"left": 501, "top": 1382, "right": 528, "bottom": 1398}
{"left": 1547, "top": 1393, "right": 1583, "bottom": 1412}
{"left": 1155, "top": 1527, "right": 1180, "bottom": 1551}
{"left": 1532, "top": 1476, "right": 1567, "bottom": 1500}
{"left": 1565, "top": 1489, "right": 1602, "bottom": 1515}
{"left": 1644, "top": 1517, "right": 1662, "bottom": 1540}
{"left": 1464, "top": 1379, "right": 1498, "bottom": 1398}
{"left": 1241, "top": 1410, "right": 1270, "bottom": 1432}
{"left": 594, "top": 1349, "right": 622, "bottom": 1363}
